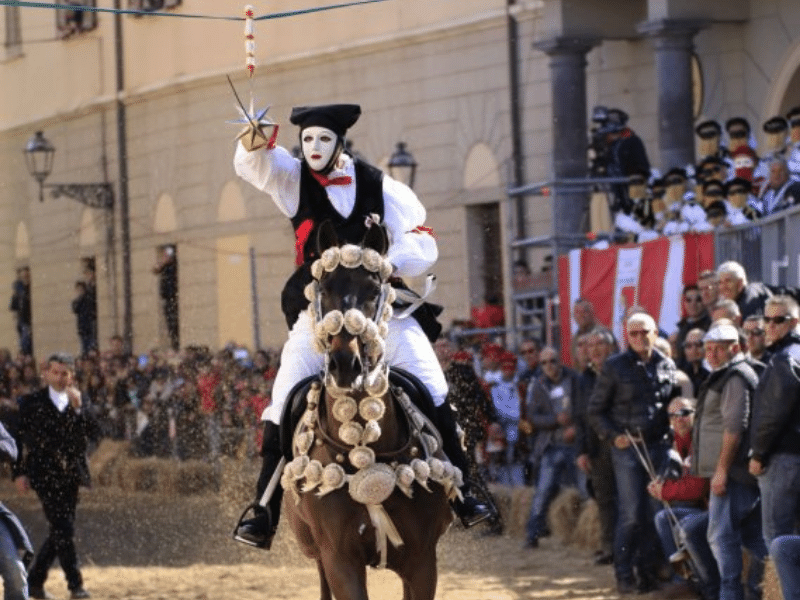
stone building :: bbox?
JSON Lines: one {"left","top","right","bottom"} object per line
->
{"left": 1, "top": 0, "right": 799, "bottom": 358}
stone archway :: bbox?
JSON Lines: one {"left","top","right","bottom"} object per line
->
{"left": 762, "top": 40, "right": 800, "bottom": 119}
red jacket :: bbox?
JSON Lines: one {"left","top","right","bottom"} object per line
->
{"left": 661, "top": 429, "right": 710, "bottom": 504}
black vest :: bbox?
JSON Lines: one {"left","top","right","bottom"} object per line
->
{"left": 280, "top": 158, "right": 384, "bottom": 329}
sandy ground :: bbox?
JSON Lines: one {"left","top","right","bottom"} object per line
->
{"left": 2, "top": 481, "right": 626, "bottom": 600}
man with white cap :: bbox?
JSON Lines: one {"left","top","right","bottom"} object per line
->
{"left": 232, "top": 104, "right": 491, "bottom": 548}
{"left": 692, "top": 319, "right": 766, "bottom": 600}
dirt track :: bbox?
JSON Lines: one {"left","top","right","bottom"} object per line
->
{"left": 3, "top": 478, "right": 623, "bottom": 600}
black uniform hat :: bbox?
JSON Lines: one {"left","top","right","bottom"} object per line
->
{"left": 705, "top": 200, "right": 728, "bottom": 219}
{"left": 725, "top": 116, "right": 751, "bottom": 135}
{"left": 702, "top": 179, "right": 725, "bottom": 197}
{"left": 695, "top": 120, "right": 722, "bottom": 139}
{"left": 762, "top": 116, "right": 788, "bottom": 134}
{"left": 786, "top": 106, "right": 800, "bottom": 125}
{"left": 664, "top": 167, "right": 687, "bottom": 182}
{"left": 725, "top": 177, "right": 752, "bottom": 195}
{"left": 598, "top": 108, "right": 629, "bottom": 133}
{"left": 289, "top": 104, "right": 361, "bottom": 137}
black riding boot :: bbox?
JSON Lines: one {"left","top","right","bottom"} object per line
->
{"left": 434, "top": 403, "right": 493, "bottom": 527}
{"left": 234, "top": 422, "right": 284, "bottom": 549}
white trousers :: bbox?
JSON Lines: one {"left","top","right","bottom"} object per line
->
{"left": 263, "top": 310, "right": 448, "bottom": 424}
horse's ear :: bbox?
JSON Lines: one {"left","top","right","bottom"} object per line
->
{"left": 316, "top": 220, "right": 339, "bottom": 254}
{"left": 362, "top": 223, "right": 389, "bottom": 255}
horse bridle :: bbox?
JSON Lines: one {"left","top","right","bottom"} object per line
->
{"left": 306, "top": 243, "right": 396, "bottom": 395}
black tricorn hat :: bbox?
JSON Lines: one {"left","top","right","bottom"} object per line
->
{"left": 725, "top": 116, "right": 751, "bottom": 133}
{"left": 695, "top": 120, "right": 722, "bottom": 139}
{"left": 763, "top": 115, "right": 788, "bottom": 133}
{"left": 289, "top": 104, "right": 361, "bottom": 137}
{"left": 725, "top": 177, "right": 752, "bottom": 194}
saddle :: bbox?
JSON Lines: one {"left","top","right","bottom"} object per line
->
{"left": 278, "top": 368, "right": 439, "bottom": 460}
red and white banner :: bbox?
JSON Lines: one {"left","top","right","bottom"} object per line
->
{"left": 558, "top": 233, "right": 715, "bottom": 365}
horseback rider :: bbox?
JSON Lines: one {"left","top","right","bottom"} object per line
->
{"left": 232, "top": 103, "right": 492, "bottom": 549}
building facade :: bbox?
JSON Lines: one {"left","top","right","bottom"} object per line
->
{"left": 1, "top": 0, "right": 800, "bottom": 358}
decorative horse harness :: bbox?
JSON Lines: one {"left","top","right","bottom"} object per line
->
{"left": 280, "top": 242, "right": 461, "bottom": 567}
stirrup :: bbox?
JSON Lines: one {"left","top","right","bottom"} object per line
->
{"left": 232, "top": 503, "right": 274, "bottom": 549}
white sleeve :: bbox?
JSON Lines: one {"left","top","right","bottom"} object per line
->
{"left": 381, "top": 175, "right": 438, "bottom": 277}
{"left": 233, "top": 142, "right": 301, "bottom": 218}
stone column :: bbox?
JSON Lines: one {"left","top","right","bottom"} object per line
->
{"left": 638, "top": 19, "right": 706, "bottom": 172}
{"left": 534, "top": 36, "right": 598, "bottom": 236}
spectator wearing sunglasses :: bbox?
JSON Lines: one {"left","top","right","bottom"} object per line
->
{"left": 749, "top": 295, "right": 800, "bottom": 547}
{"left": 676, "top": 285, "right": 712, "bottom": 364}
{"left": 649, "top": 397, "right": 717, "bottom": 600}
{"left": 588, "top": 312, "right": 680, "bottom": 594}
{"left": 678, "top": 328, "right": 710, "bottom": 398}
{"left": 717, "top": 260, "right": 773, "bottom": 322}
{"left": 742, "top": 315, "right": 770, "bottom": 366}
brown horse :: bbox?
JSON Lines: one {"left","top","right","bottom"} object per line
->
{"left": 282, "top": 221, "right": 454, "bottom": 600}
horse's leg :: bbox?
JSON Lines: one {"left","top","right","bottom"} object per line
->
{"left": 403, "top": 556, "right": 439, "bottom": 600}
{"left": 316, "top": 559, "right": 332, "bottom": 600}
{"left": 320, "top": 557, "right": 369, "bottom": 600}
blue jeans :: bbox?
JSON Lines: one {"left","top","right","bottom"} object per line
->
{"left": 611, "top": 443, "right": 667, "bottom": 583}
{"left": 707, "top": 479, "right": 767, "bottom": 600}
{"left": 654, "top": 507, "right": 720, "bottom": 599}
{"left": 525, "top": 444, "right": 577, "bottom": 542}
{"left": 770, "top": 535, "right": 800, "bottom": 600}
{"left": 0, "top": 520, "right": 27, "bottom": 600}
{"left": 758, "top": 453, "right": 800, "bottom": 547}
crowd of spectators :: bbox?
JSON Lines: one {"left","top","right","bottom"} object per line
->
{"left": 590, "top": 106, "right": 800, "bottom": 244}
{"left": 440, "top": 258, "right": 800, "bottom": 599}
{"left": 0, "top": 336, "right": 280, "bottom": 463}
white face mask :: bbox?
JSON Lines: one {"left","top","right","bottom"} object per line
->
{"left": 301, "top": 126, "right": 338, "bottom": 172}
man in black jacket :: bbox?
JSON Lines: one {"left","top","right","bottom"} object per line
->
{"left": 13, "top": 353, "right": 99, "bottom": 600}
{"left": 588, "top": 312, "right": 679, "bottom": 594}
{"left": 749, "top": 295, "right": 800, "bottom": 547}
{"left": 575, "top": 328, "right": 617, "bottom": 565}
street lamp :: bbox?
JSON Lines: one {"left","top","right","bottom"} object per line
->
{"left": 388, "top": 141, "right": 417, "bottom": 189}
{"left": 23, "top": 130, "right": 114, "bottom": 209}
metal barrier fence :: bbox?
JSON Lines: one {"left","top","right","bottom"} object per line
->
{"left": 714, "top": 203, "right": 800, "bottom": 289}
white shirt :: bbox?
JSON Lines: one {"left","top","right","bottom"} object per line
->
{"left": 49, "top": 387, "right": 69, "bottom": 413}
{"left": 234, "top": 143, "right": 437, "bottom": 278}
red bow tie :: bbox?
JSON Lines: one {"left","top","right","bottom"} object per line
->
{"left": 310, "top": 171, "right": 353, "bottom": 187}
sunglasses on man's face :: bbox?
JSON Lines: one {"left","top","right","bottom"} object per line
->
{"left": 665, "top": 177, "right": 684, "bottom": 186}
{"left": 745, "top": 328, "right": 765, "bottom": 337}
{"left": 669, "top": 408, "right": 694, "bottom": 418}
{"left": 763, "top": 315, "right": 791, "bottom": 325}
{"left": 683, "top": 341, "right": 704, "bottom": 349}
{"left": 729, "top": 129, "right": 748, "bottom": 138}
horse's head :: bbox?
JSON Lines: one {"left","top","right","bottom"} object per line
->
{"left": 305, "top": 220, "right": 396, "bottom": 395}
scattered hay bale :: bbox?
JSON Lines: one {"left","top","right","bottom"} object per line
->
{"left": 763, "top": 557, "right": 782, "bottom": 600}
{"left": 546, "top": 487, "right": 583, "bottom": 544}
{"left": 89, "top": 439, "right": 131, "bottom": 487}
{"left": 486, "top": 484, "right": 534, "bottom": 537}
{"left": 572, "top": 499, "right": 602, "bottom": 551}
